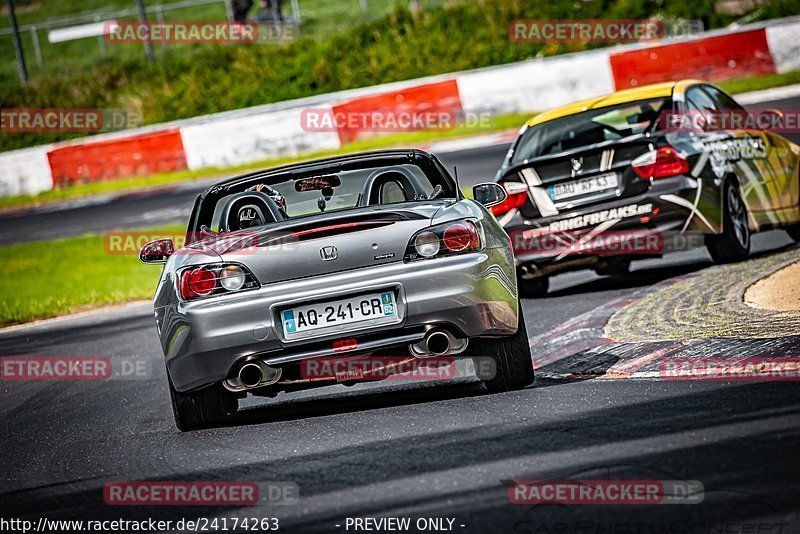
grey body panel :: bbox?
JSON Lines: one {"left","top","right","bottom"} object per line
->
{"left": 153, "top": 197, "right": 518, "bottom": 392}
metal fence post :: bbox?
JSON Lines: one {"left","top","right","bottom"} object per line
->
{"left": 134, "top": 0, "right": 155, "bottom": 62}
{"left": 6, "top": 0, "right": 28, "bottom": 84}
{"left": 154, "top": 5, "right": 167, "bottom": 49}
{"left": 31, "top": 25, "right": 43, "bottom": 68}
{"left": 291, "top": 0, "right": 301, "bottom": 24}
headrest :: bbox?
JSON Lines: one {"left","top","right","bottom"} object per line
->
{"left": 211, "top": 191, "right": 285, "bottom": 233}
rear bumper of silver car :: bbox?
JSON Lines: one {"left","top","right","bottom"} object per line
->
{"left": 156, "top": 247, "right": 517, "bottom": 392}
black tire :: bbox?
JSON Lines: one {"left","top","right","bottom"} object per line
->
{"left": 706, "top": 180, "right": 750, "bottom": 263}
{"left": 470, "top": 312, "right": 535, "bottom": 392}
{"left": 168, "top": 376, "right": 238, "bottom": 432}
{"left": 518, "top": 275, "right": 549, "bottom": 299}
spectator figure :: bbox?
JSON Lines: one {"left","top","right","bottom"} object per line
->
{"left": 256, "top": 0, "right": 285, "bottom": 23}
{"left": 232, "top": 0, "right": 254, "bottom": 23}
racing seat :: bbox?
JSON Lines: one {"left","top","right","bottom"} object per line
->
{"left": 210, "top": 191, "right": 286, "bottom": 233}
{"left": 359, "top": 169, "right": 426, "bottom": 206}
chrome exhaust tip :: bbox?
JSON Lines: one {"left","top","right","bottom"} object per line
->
{"left": 425, "top": 331, "right": 451, "bottom": 356}
{"left": 237, "top": 361, "right": 282, "bottom": 389}
{"left": 409, "top": 328, "right": 468, "bottom": 357}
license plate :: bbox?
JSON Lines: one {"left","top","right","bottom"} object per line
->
{"left": 282, "top": 291, "right": 398, "bottom": 337}
{"left": 548, "top": 173, "right": 619, "bottom": 201}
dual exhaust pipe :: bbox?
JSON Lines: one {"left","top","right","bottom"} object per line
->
{"left": 230, "top": 327, "right": 464, "bottom": 391}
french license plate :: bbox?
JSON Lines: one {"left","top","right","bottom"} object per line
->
{"left": 282, "top": 291, "right": 397, "bottom": 337}
{"left": 548, "top": 173, "right": 619, "bottom": 201}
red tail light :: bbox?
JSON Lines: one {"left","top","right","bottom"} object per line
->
{"left": 405, "top": 220, "right": 482, "bottom": 261}
{"left": 443, "top": 222, "right": 479, "bottom": 252}
{"left": 632, "top": 146, "right": 689, "bottom": 180}
{"left": 180, "top": 268, "right": 216, "bottom": 299}
{"left": 178, "top": 263, "right": 259, "bottom": 300}
{"left": 490, "top": 182, "right": 528, "bottom": 216}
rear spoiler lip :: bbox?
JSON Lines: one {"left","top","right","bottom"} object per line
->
{"left": 498, "top": 133, "right": 651, "bottom": 181}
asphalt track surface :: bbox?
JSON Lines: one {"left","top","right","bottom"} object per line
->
{"left": 1, "top": 98, "right": 800, "bottom": 533}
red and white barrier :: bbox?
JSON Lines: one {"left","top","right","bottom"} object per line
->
{"left": 1, "top": 16, "right": 799, "bottom": 197}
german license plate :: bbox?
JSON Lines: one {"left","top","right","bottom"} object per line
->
{"left": 282, "top": 291, "right": 397, "bottom": 337}
{"left": 548, "top": 173, "right": 619, "bottom": 201}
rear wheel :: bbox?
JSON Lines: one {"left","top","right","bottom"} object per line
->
{"left": 518, "top": 275, "right": 549, "bottom": 299}
{"left": 168, "top": 377, "right": 238, "bottom": 432}
{"left": 706, "top": 181, "right": 750, "bottom": 263}
{"left": 470, "top": 312, "right": 535, "bottom": 392}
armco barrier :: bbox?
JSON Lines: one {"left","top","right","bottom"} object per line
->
{"left": 331, "top": 80, "right": 463, "bottom": 144}
{"left": 1, "top": 16, "right": 799, "bottom": 197}
{"left": 0, "top": 146, "right": 53, "bottom": 196}
{"left": 456, "top": 48, "right": 615, "bottom": 117}
{"left": 609, "top": 29, "right": 776, "bottom": 88}
{"left": 47, "top": 129, "right": 186, "bottom": 188}
{"left": 179, "top": 105, "right": 342, "bottom": 170}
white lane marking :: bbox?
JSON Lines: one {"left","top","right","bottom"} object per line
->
{"left": 734, "top": 83, "right": 800, "bottom": 105}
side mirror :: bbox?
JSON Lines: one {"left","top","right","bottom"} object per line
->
{"left": 760, "top": 109, "right": 784, "bottom": 130}
{"left": 472, "top": 182, "right": 507, "bottom": 208}
{"left": 140, "top": 238, "right": 174, "bottom": 264}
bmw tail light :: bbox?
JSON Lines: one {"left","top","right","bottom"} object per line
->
{"left": 632, "top": 146, "right": 689, "bottom": 180}
{"left": 490, "top": 181, "right": 528, "bottom": 216}
{"left": 178, "top": 263, "right": 259, "bottom": 300}
{"left": 405, "top": 220, "right": 481, "bottom": 262}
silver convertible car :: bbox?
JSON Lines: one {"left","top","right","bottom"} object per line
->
{"left": 141, "top": 150, "right": 534, "bottom": 431}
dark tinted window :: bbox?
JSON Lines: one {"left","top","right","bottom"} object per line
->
{"left": 702, "top": 85, "right": 745, "bottom": 111}
{"left": 686, "top": 86, "right": 718, "bottom": 112}
{"left": 511, "top": 98, "right": 669, "bottom": 162}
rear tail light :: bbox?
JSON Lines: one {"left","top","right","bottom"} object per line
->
{"left": 178, "top": 263, "right": 259, "bottom": 300}
{"left": 442, "top": 222, "right": 478, "bottom": 252}
{"left": 490, "top": 182, "right": 528, "bottom": 216}
{"left": 405, "top": 220, "right": 481, "bottom": 262}
{"left": 414, "top": 231, "right": 440, "bottom": 258}
{"left": 632, "top": 146, "right": 689, "bottom": 180}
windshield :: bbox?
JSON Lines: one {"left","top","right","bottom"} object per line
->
{"left": 201, "top": 162, "right": 449, "bottom": 234}
{"left": 511, "top": 98, "right": 670, "bottom": 163}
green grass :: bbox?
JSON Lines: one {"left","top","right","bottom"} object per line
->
{"left": 718, "top": 70, "right": 800, "bottom": 94}
{"left": 0, "top": 225, "right": 182, "bottom": 325}
{"left": 0, "top": 0, "right": 450, "bottom": 82}
{"left": 5, "top": 0, "right": 800, "bottom": 151}
{"left": 0, "top": 112, "right": 530, "bottom": 211}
